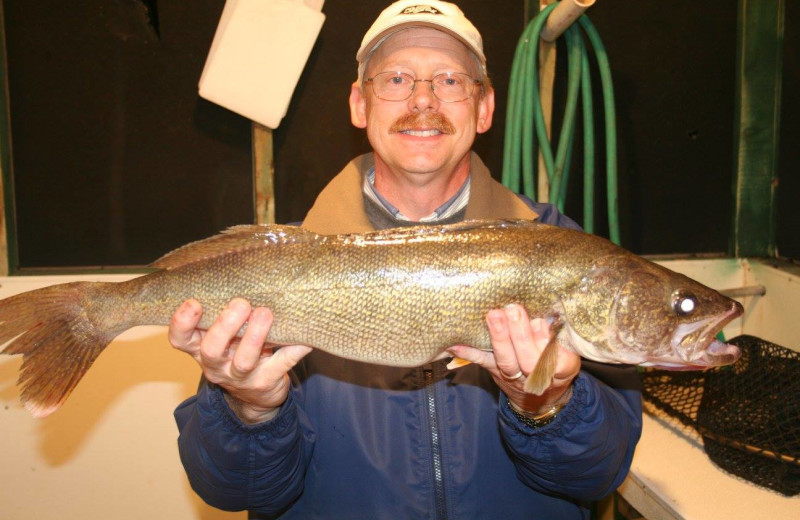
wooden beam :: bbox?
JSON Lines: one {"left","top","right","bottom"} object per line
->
{"left": 0, "top": 3, "right": 15, "bottom": 275}
{"left": 731, "top": 0, "right": 784, "bottom": 257}
{"left": 252, "top": 123, "right": 275, "bottom": 224}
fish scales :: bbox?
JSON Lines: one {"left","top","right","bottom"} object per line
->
{"left": 0, "top": 219, "right": 743, "bottom": 417}
{"left": 120, "top": 221, "right": 588, "bottom": 365}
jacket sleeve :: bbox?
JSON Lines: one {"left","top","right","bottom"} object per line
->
{"left": 517, "top": 196, "right": 583, "bottom": 231}
{"left": 174, "top": 381, "right": 315, "bottom": 514}
{"left": 499, "top": 371, "right": 642, "bottom": 501}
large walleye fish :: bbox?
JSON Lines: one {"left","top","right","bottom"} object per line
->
{"left": 0, "top": 219, "right": 742, "bottom": 417}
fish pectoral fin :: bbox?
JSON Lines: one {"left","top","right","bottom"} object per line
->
{"left": 523, "top": 323, "right": 563, "bottom": 395}
{"left": 446, "top": 356, "right": 473, "bottom": 370}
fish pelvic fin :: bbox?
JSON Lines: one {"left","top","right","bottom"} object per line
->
{"left": 0, "top": 282, "right": 122, "bottom": 417}
{"left": 524, "top": 320, "right": 564, "bottom": 395}
{"left": 446, "top": 356, "right": 473, "bottom": 370}
{"left": 151, "top": 225, "right": 317, "bottom": 270}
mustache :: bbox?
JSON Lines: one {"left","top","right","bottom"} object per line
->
{"left": 389, "top": 113, "right": 455, "bottom": 135}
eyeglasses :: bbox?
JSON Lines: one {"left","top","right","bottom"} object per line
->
{"left": 364, "top": 72, "right": 482, "bottom": 103}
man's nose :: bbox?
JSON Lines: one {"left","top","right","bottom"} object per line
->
{"left": 408, "top": 79, "right": 439, "bottom": 111}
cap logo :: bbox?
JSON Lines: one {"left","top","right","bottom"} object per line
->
{"left": 400, "top": 5, "right": 442, "bottom": 15}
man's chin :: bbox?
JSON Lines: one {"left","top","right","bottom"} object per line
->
{"left": 377, "top": 150, "right": 448, "bottom": 173}
{"left": 393, "top": 159, "right": 451, "bottom": 176}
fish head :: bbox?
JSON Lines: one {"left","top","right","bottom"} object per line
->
{"left": 560, "top": 255, "right": 743, "bottom": 369}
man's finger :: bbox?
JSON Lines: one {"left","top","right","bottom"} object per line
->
{"left": 504, "top": 305, "right": 543, "bottom": 373}
{"left": 168, "top": 299, "right": 204, "bottom": 350}
{"left": 489, "top": 306, "right": 523, "bottom": 377}
{"left": 267, "top": 344, "right": 314, "bottom": 375}
{"left": 230, "top": 307, "right": 273, "bottom": 377}
{"left": 201, "top": 298, "right": 251, "bottom": 365}
{"left": 446, "top": 345, "right": 495, "bottom": 370}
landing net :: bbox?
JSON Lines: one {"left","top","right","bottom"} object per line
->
{"left": 641, "top": 335, "right": 800, "bottom": 496}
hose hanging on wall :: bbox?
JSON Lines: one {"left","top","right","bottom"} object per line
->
{"left": 502, "top": 3, "right": 620, "bottom": 244}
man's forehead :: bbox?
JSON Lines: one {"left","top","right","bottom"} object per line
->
{"left": 368, "top": 26, "right": 472, "bottom": 67}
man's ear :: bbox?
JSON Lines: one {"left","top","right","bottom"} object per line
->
{"left": 476, "top": 87, "right": 495, "bottom": 134}
{"left": 349, "top": 81, "right": 368, "bottom": 129}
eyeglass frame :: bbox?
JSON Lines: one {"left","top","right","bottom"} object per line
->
{"left": 363, "top": 71, "right": 483, "bottom": 103}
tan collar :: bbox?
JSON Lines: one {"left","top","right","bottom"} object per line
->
{"left": 302, "top": 152, "right": 538, "bottom": 235}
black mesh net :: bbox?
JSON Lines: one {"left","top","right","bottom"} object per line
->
{"left": 640, "top": 335, "right": 800, "bottom": 496}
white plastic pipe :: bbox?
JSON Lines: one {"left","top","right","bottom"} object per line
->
{"left": 540, "top": 0, "right": 596, "bottom": 42}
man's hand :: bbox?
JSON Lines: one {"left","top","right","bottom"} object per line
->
{"left": 169, "top": 298, "right": 312, "bottom": 424}
{"left": 448, "top": 304, "right": 580, "bottom": 414}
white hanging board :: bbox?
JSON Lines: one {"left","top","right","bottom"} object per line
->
{"left": 199, "top": 0, "right": 325, "bottom": 129}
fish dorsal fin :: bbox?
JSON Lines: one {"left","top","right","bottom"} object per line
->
{"left": 344, "top": 219, "right": 538, "bottom": 244}
{"left": 417, "top": 218, "right": 537, "bottom": 234}
{"left": 152, "top": 219, "right": 538, "bottom": 268}
{"left": 151, "top": 225, "right": 317, "bottom": 270}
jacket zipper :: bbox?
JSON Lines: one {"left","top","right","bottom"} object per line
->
{"left": 423, "top": 367, "right": 447, "bottom": 520}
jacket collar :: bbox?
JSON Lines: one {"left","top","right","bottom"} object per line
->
{"left": 302, "top": 152, "right": 538, "bottom": 235}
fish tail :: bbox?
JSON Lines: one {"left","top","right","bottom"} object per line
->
{"left": 0, "top": 281, "right": 126, "bottom": 417}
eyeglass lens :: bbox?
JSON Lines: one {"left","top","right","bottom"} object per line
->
{"left": 368, "top": 72, "right": 477, "bottom": 102}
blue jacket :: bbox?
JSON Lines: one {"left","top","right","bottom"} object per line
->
{"left": 174, "top": 200, "right": 642, "bottom": 519}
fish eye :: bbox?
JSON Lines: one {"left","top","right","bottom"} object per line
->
{"left": 672, "top": 291, "right": 697, "bottom": 316}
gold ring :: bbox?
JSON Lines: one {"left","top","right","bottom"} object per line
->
{"left": 504, "top": 371, "right": 524, "bottom": 381}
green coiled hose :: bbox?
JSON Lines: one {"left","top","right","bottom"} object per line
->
{"left": 502, "top": 3, "right": 620, "bottom": 244}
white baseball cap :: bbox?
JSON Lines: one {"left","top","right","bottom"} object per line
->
{"left": 357, "top": 1, "right": 486, "bottom": 68}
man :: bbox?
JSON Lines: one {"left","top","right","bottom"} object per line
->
{"left": 171, "top": 1, "right": 642, "bottom": 518}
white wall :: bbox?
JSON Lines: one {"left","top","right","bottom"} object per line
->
{"left": 0, "top": 275, "right": 245, "bottom": 520}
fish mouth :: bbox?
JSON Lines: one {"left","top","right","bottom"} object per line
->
{"left": 647, "top": 301, "right": 744, "bottom": 369}
{"left": 646, "top": 340, "right": 742, "bottom": 370}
